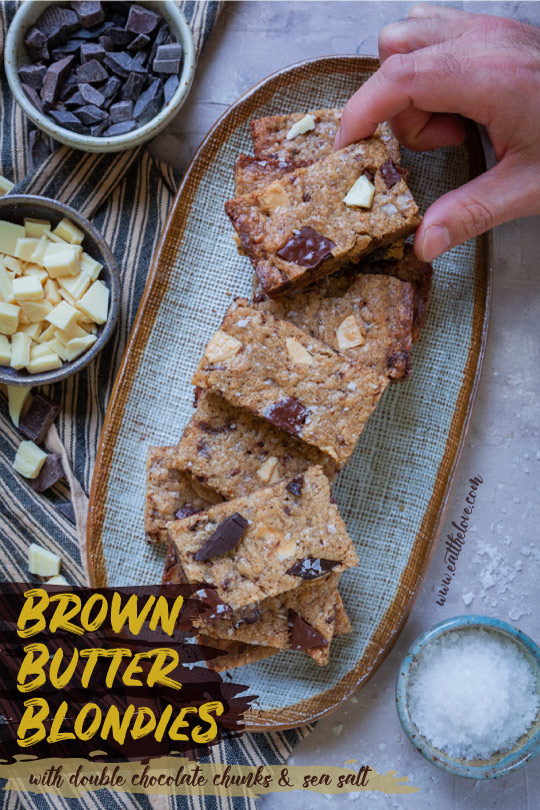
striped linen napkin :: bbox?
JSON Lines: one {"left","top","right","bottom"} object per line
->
{"left": 0, "top": 3, "right": 313, "bottom": 809}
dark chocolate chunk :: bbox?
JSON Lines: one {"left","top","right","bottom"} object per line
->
{"left": 59, "top": 74, "right": 79, "bottom": 100}
{"left": 277, "top": 226, "right": 336, "bottom": 269}
{"left": 70, "top": 21, "right": 112, "bottom": 40}
{"left": 104, "top": 51, "right": 146, "bottom": 78}
{"left": 19, "top": 63, "right": 47, "bottom": 90}
{"left": 381, "top": 159, "right": 407, "bottom": 188}
{"left": 153, "top": 43, "right": 182, "bottom": 74}
{"left": 29, "top": 129, "right": 52, "bottom": 169}
{"left": 98, "top": 34, "right": 114, "bottom": 52}
{"left": 19, "top": 393, "right": 60, "bottom": 444}
{"left": 286, "top": 557, "right": 340, "bottom": 580}
{"left": 163, "top": 74, "right": 179, "bottom": 104}
{"left": 119, "top": 72, "right": 144, "bottom": 102}
{"left": 35, "top": 7, "right": 79, "bottom": 46}
{"left": 80, "top": 42, "right": 105, "bottom": 63}
{"left": 288, "top": 610, "right": 328, "bottom": 650}
{"left": 107, "top": 27, "right": 135, "bottom": 46}
{"left": 56, "top": 501, "right": 76, "bottom": 524}
{"left": 364, "top": 169, "right": 375, "bottom": 183}
{"left": 197, "top": 420, "right": 234, "bottom": 435}
{"left": 65, "top": 91, "right": 86, "bottom": 109}
{"left": 234, "top": 607, "right": 261, "bottom": 629}
{"left": 102, "top": 119, "right": 137, "bottom": 136}
{"left": 41, "top": 55, "right": 75, "bottom": 105}
{"left": 75, "top": 104, "right": 109, "bottom": 125}
{"left": 126, "top": 4, "right": 161, "bottom": 35}
{"left": 264, "top": 397, "right": 309, "bottom": 436}
{"left": 194, "top": 513, "right": 248, "bottom": 562}
{"left": 285, "top": 475, "right": 304, "bottom": 497}
{"left": 133, "top": 77, "right": 163, "bottom": 124}
{"left": 78, "top": 82, "right": 105, "bottom": 107}
{"left": 76, "top": 58, "right": 108, "bottom": 84}
{"left": 175, "top": 504, "right": 202, "bottom": 521}
{"left": 194, "top": 586, "right": 231, "bottom": 621}
{"left": 99, "top": 75, "right": 122, "bottom": 103}
{"left": 49, "top": 109, "right": 87, "bottom": 133}
{"left": 24, "top": 28, "right": 50, "bottom": 62}
{"left": 90, "top": 122, "right": 107, "bottom": 137}
{"left": 127, "top": 33, "right": 150, "bottom": 52}
{"left": 22, "top": 84, "right": 43, "bottom": 114}
{"left": 50, "top": 39, "right": 83, "bottom": 61}
{"left": 31, "top": 453, "right": 65, "bottom": 492}
{"left": 70, "top": 1, "right": 105, "bottom": 28}
{"left": 132, "top": 49, "right": 148, "bottom": 67}
{"left": 148, "top": 21, "right": 169, "bottom": 66}
{"left": 109, "top": 100, "right": 133, "bottom": 123}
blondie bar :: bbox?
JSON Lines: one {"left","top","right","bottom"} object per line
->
{"left": 168, "top": 465, "right": 359, "bottom": 611}
{"left": 225, "top": 141, "right": 420, "bottom": 297}
{"left": 192, "top": 299, "right": 388, "bottom": 465}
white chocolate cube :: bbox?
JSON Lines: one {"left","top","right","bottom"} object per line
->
{"left": 53, "top": 218, "right": 84, "bottom": 245}
{"left": 20, "top": 298, "right": 52, "bottom": 323}
{"left": 13, "top": 275, "right": 44, "bottom": 302}
{"left": 58, "top": 272, "right": 90, "bottom": 301}
{"left": 37, "top": 323, "right": 57, "bottom": 344}
{"left": 42, "top": 244, "right": 82, "bottom": 278}
{"left": 286, "top": 113, "right": 316, "bottom": 140}
{"left": 7, "top": 385, "right": 31, "bottom": 426}
{"left": 26, "top": 345, "right": 62, "bottom": 374}
{"left": 0, "top": 301, "right": 20, "bottom": 335}
{"left": 3, "top": 256, "right": 22, "bottom": 274}
{"left": 19, "top": 322, "right": 42, "bottom": 340}
{"left": 10, "top": 332, "right": 32, "bottom": 369}
{"left": 343, "top": 174, "right": 375, "bottom": 209}
{"left": 13, "top": 441, "right": 47, "bottom": 479}
{"left": 65, "top": 333, "right": 97, "bottom": 361}
{"left": 14, "top": 237, "right": 39, "bottom": 262}
{"left": 0, "top": 176, "right": 14, "bottom": 196}
{"left": 46, "top": 575, "right": 69, "bottom": 586}
{"left": 23, "top": 264, "right": 48, "bottom": 284}
{"left": 0, "top": 220, "right": 26, "bottom": 257}
{"left": 30, "top": 234, "right": 49, "bottom": 266}
{"left": 0, "top": 334, "right": 11, "bottom": 366}
{"left": 81, "top": 252, "right": 102, "bottom": 281}
{"left": 46, "top": 301, "right": 79, "bottom": 331}
{"left": 44, "top": 278, "right": 61, "bottom": 305}
{"left": 0, "top": 261, "right": 15, "bottom": 303}
{"left": 24, "top": 218, "right": 51, "bottom": 238}
{"left": 54, "top": 323, "right": 87, "bottom": 345}
{"left": 28, "top": 543, "right": 61, "bottom": 576}
{"left": 44, "top": 338, "right": 68, "bottom": 361}
{"left": 77, "top": 280, "right": 109, "bottom": 324}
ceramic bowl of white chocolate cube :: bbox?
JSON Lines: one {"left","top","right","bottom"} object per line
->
{"left": 0, "top": 194, "right": 119, "bottom": 386}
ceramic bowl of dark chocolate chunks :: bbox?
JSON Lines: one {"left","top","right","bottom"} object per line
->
{"left": 0, "top": 194, "right": 120, "bottom": 387}
{"left": 5, "top": 2, "right": 195, "bottom": 153}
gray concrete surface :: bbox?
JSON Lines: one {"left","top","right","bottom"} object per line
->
{"left": 151, "top": 3, "right": 540, "bottom": 808}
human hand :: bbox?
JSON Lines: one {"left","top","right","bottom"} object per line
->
{"left": 335, "top": 4, "right": 540, "bottom": 261}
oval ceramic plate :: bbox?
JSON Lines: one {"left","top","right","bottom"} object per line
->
{"left": 87, "top": 56, "right": 491, "bottom": 731}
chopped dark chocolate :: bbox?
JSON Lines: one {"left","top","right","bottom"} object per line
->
{"left": 35, "top": 7, "right": 79, "bottom": 46}
{"left": 19, "top": 393, "right": 60, "bottom": 445}
{"left": 119, "top": 72, "right": 144, "bottom": 102}
{"left": 80, "top": 42, "right": 105, "bottom": 63}
{"left": 127, "top": 33, "right": 151, "bottom": 53}
{"left": 29, "top": 129, "right": 52, "bottom": 169}
{"left": 75, "top": 104, "right": 109, "bottom": 125}
{"left": 285, "top": 475, "right": 304, "bottom": 497}
{"left": 264, "top": 397, "right": 309, "bottom": 436}
{"left": 65, "top": 90, "right": 86, "bottom": 109}
{"left": 24, "top": 28, "right": 50, "bottom": 62}
{"left": 286, "top": 557, "right": 340, "bottom": 580}
{"left": 75, "top": 58, "right": 107, "bottom": 84}
{"left": 175, "top": 504, "right": 202, "bottom": 521}
{"left": 99, "top": 75, "right": 122, "bottom": 102}
{"left": 153, "top": 43, "right": 182, "bottom": 74}
{"left": 90, "top": 121, "right": 107, "bottom": 136}
{"left": 133, "top": 77, "right": 163, "bottom": 124}
{"left": 18, "top": 63, "right": 47, "bottom": 90}
{"left": 70, "top": 1, "right": 105, "bottom": 29}
{"left": 381, "top": 159, "right": 407, "bottom": 188}
{"left": 109, "top": 100, "right": 133, "bottom": 123}
{"left": 22, "top": 84, "right": 44, "bottom": 114}
{"left": 78, "top": 82, "right": 105, "bottom": 106}
{"left": 59, "top": 73, "right": 79, "bottom": 100}
{"left": 288, "top": 610, "right": 328, "bottom": 650}
{"left": 277, "top": 226, "right": 336, "bottom": 269}
{"left": 107, "top": 27, "right": 135, "bottom": 47}
{"left": 104, "top": 50, "right": 146, "bottom": 78}
{"left": 102, "top": 119, "right": 137, "bottom": 136}
{"left": 194, "top": 586, "right": 232, "bottom": 622}
{"left": 126, "top": 4, "right": 161, "bottom": 35}
{"left": 56, "top": 501, "right": 76, "bottom": 524}
{"left": 98, "top": 34, "right": 114, "bottom": 52}
{"left": 41, "top": 55, "right": 75, "bottom": 105}
{"left": 164, "top": 74, "right": 179, "bottom": 104}
{"left": 31, "top": 454, "right": 65, "bottom": 492}
{"left": 49, "top": 109, "right": 87, "bottom": 133}
{"left": 193, "top": 513, "right": 248, "bottom": 562}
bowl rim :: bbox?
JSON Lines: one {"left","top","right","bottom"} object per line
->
{"left": 4, "top": 0, "right": 195, "bottom": 153}
{"left": 396, "top": 614, "right": 540, "bottom": 779}
{"left": 0, "top": 193, "right": 119, "bottom": 386}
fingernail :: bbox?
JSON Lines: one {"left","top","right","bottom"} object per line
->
{"left": 421, "top": 225, "right": 451, "bottom": 262}
{"left": 334, "top": 128, "right": 342, "bottom": 151}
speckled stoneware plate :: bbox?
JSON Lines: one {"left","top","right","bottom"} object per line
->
{"left": 87, "top": 56, "right": 491, "bottom": 731}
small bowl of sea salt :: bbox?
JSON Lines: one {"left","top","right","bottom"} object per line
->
{"left": 396, "top": 615, "right": 540, "bottom": 778}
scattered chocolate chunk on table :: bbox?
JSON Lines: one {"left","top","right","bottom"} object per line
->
{"left": 145, "top": 445, "right": 223, "bottom": 545}
{"left": 192, "top": 299, "right": 388, "bottom": 465}
{"left": 253, "top": 272, "right": 414, "bottom": 381}
{"left": 225, "top": 140, "right": 420, "bottom": 298}
{"left": 174, "top": 390, "right": 338, "bottom": 500}
{"left": 168, "top": 465, "right": 359, "bottom": 612}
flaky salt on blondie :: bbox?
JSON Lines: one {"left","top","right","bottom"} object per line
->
{"left": 226, "top": 141, "right": 420, "bottom": 297}
{"left": 168, "top": 465, "right": 359, "bottom": 612}
{"left": 192, "top": 299, "right": 388, "bottom": 465}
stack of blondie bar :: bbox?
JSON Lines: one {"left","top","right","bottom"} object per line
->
{"left": 145, "top": 107, "right": 432, "bottom": 671}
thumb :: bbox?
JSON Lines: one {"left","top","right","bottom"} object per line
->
{"left": 415, "top": 160, "right": 540, "bottom": 262}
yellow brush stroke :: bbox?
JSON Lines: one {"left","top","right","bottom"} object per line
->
{"left": 0, "top": 757, "right": 420, "bottom": 799}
